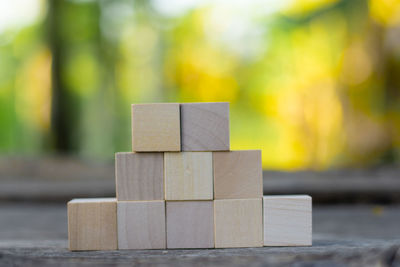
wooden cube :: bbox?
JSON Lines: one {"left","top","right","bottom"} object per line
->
{"left": 214, "top": 199, "right": 263, "bottom": 248}
{"left": 115, "top": 152, "right": 164, "bottom": 201}
{"left": 180, "top": 102, "right": 230, "bottom": 151}
{"left": 132, "top": 103, "right": 180, "bottom": 152}
{"left": 213, "top": 150, "right": 262, "bottom": 199}
{"left": 263, "top": 195, "right": 312, "bottom": 246}
{"left": 166, "top": 201, "right": 214, "bottom": 248}
{"left": 164, "top": 152, "right": 213, "bottom": 200}
{"left": 117, "top": 201, "right": 166, "bottom": 249}
{"left": 68, "top": 198, "right": 117, "bottom": 251}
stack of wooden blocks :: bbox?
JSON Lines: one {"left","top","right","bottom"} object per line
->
{"left": 68, "top": 102, "right": 312, "bottom": 251}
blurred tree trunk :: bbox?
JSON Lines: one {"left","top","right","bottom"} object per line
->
{"left": 48, "top": 0, "right": 71, "bottom": 152}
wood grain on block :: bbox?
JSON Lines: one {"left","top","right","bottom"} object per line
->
{"left": 180, "top": 102, "right": 230, "bottom": 151}
{"left": 117, "top": 201, "right": 166, "bottom": 249}
{"left": 132, "top": 103, "right": 180, "bottom": 152}
{"left": 214, "top": 199, "right": 263, "bottom": 248}
{"left": 263, "top": 195, "right": 312, "bottom": 246}
{"left": 115, "top": 152, "right": 163, "bottom": 201}
{"left": 164, "top": 152, "right": 213, "bottom": 200}
{"left": 68, "top": 198, "right": 117, "bottom": 251}
{"left": 166, "top": 201, "right": 214, "bottom": 248}
{"left": 213, "top": 150, "right": 262, "bottom": 199}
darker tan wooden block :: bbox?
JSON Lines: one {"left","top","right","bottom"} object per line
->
{"left": 132, "top": 103, "right": 180, "bottom": 152}
{"left": 118, "top": 201, "right": 166, "bottom": 249}
{"left": 68, "top": 198, "right": 117, "bottom": 251}
{"left": 166, "top": 201, "right": 214, "bottom": 248}
{"left": 115, "top": 152, "right": 163, "bottom": 201}
{"left": 213, "top": 150, "right": 262, "bottom": 199}
{"left": 180, "top": 102, "right": 230, "bottom": 151}
{"left": 214, "top": 198, "right": 263, "bottom": 248}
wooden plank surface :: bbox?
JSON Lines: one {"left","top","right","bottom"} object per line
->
{"left": 164, "top": 152, "right": 213, "bottom": 200}
{"left": 263, "top": 195, "right": 312, "bottom": 246}
{"left": 213, "top": 150, "right": 262, "bottom": 199}
{"left": 3, "top": 239, "right": 400, "bottom": 266}
{"left": 68, "top": 198, "right": 117, "bottom": 251}
{"left": 3, "top": 203, "right": 400, "bottom": 265}
{"left": 115, "top": 152, "right": 164, "bottom": 201}
{"left": 117, "top": 201, "right": 166, "bottom": 249}
{"left": 132, "top": 103, "right": 181, "bottom": 152}
{"left": 214, "top": 198, "right": 263, "bottom": 248}
{"left": 180, "top": 102, "right": 230, "bottom": 151}
{"left": 166, "top": 201, "right": 214, "bottom": 248}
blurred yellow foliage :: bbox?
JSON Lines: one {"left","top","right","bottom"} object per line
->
{"left": 164, "top": 10, "right": 239, "bottom": 103}
{"left": 284, "top": 0, "right": 340, "bottom": 16}
{"left": 1, "top": 0, "right": 400, "bottom": 169}
{"left": 340, "top": 41, "right": 373, "bottom": 85}
{"left": 15, "top": 47, "right": 52, "bottom": 131}
{"left": 63, "top": 48, "right": 100, "bottom": 98}
{"left": 369, "top": 0, "right": 400, "bottom": 26}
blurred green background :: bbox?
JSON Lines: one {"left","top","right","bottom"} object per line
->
{"left": 1, "top": 0, "right": 400, "bottom": 170}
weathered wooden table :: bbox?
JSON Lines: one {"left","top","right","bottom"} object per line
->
{"left": 1, "top": 203, "right": 399, "bottom": 266}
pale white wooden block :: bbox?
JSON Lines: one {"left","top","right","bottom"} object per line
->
{"left": 263, "top": 195, "right": 312, "bottom": 246}
{"left": 164, "top": 152, "right": 213, "bottom": 200}
{"left": 117, "top": 201, "right": 166, "bottom": 249}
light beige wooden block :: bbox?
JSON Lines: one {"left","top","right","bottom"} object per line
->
{"left": 214, "top": 199, "right": 263, "bottom": 248}
{"left": 164, "top": 152, "right": 213, "bottom": 200}
{"left": 68, "top": 198, "right": 117, "bottom": 251}
{"left": 263, "top": 195, "right": 312, "bottom": 246}
{"left": 181, "top": 102, "right": 230, "bottom": 151}
{"left": 117, "top": 201, "right": 166, "bottom": 249}
{"left": 166, "top": 201, "right": 214, "bottom": 248}
{"left": 213, "top": 150, "right": 262, "bottom": 199}
{"left": 132, "top": 103, "right": 180, "bottom": 152}
{"left": 115, "top": 152, "right": 163, "bottom": 201}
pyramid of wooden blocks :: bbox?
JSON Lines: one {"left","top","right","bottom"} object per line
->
{"left": 67, "top": 102, "right": 312, "bottom": 251}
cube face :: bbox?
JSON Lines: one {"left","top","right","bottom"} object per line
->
{"left": 68, "top": 198, "right": 117, "bottom": 251}
{"left": 117, "top": 201, "right": 166, "bottom": 249}
{"left": 263, "top": 195, "right": 312, "bottom": 246}
{"left": 181, "top": 102, "right": 230, "bottom": 151}
{"left": 166, "top": 201, "right": 214, "bottom": 248}
{"left": 214, "top": 199, "right": 263, "bottom": 248}
{"left": 164, "top": 152, "right": 213, "bottom": 200}
{"left": 213, "top": 150, "right": 262, "bottom": 199}
{"left": 115, "top": 152, "right": 164, "bottom": 201}
{"left": 132, "top": 103, "right": 180, "bottom": 152}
